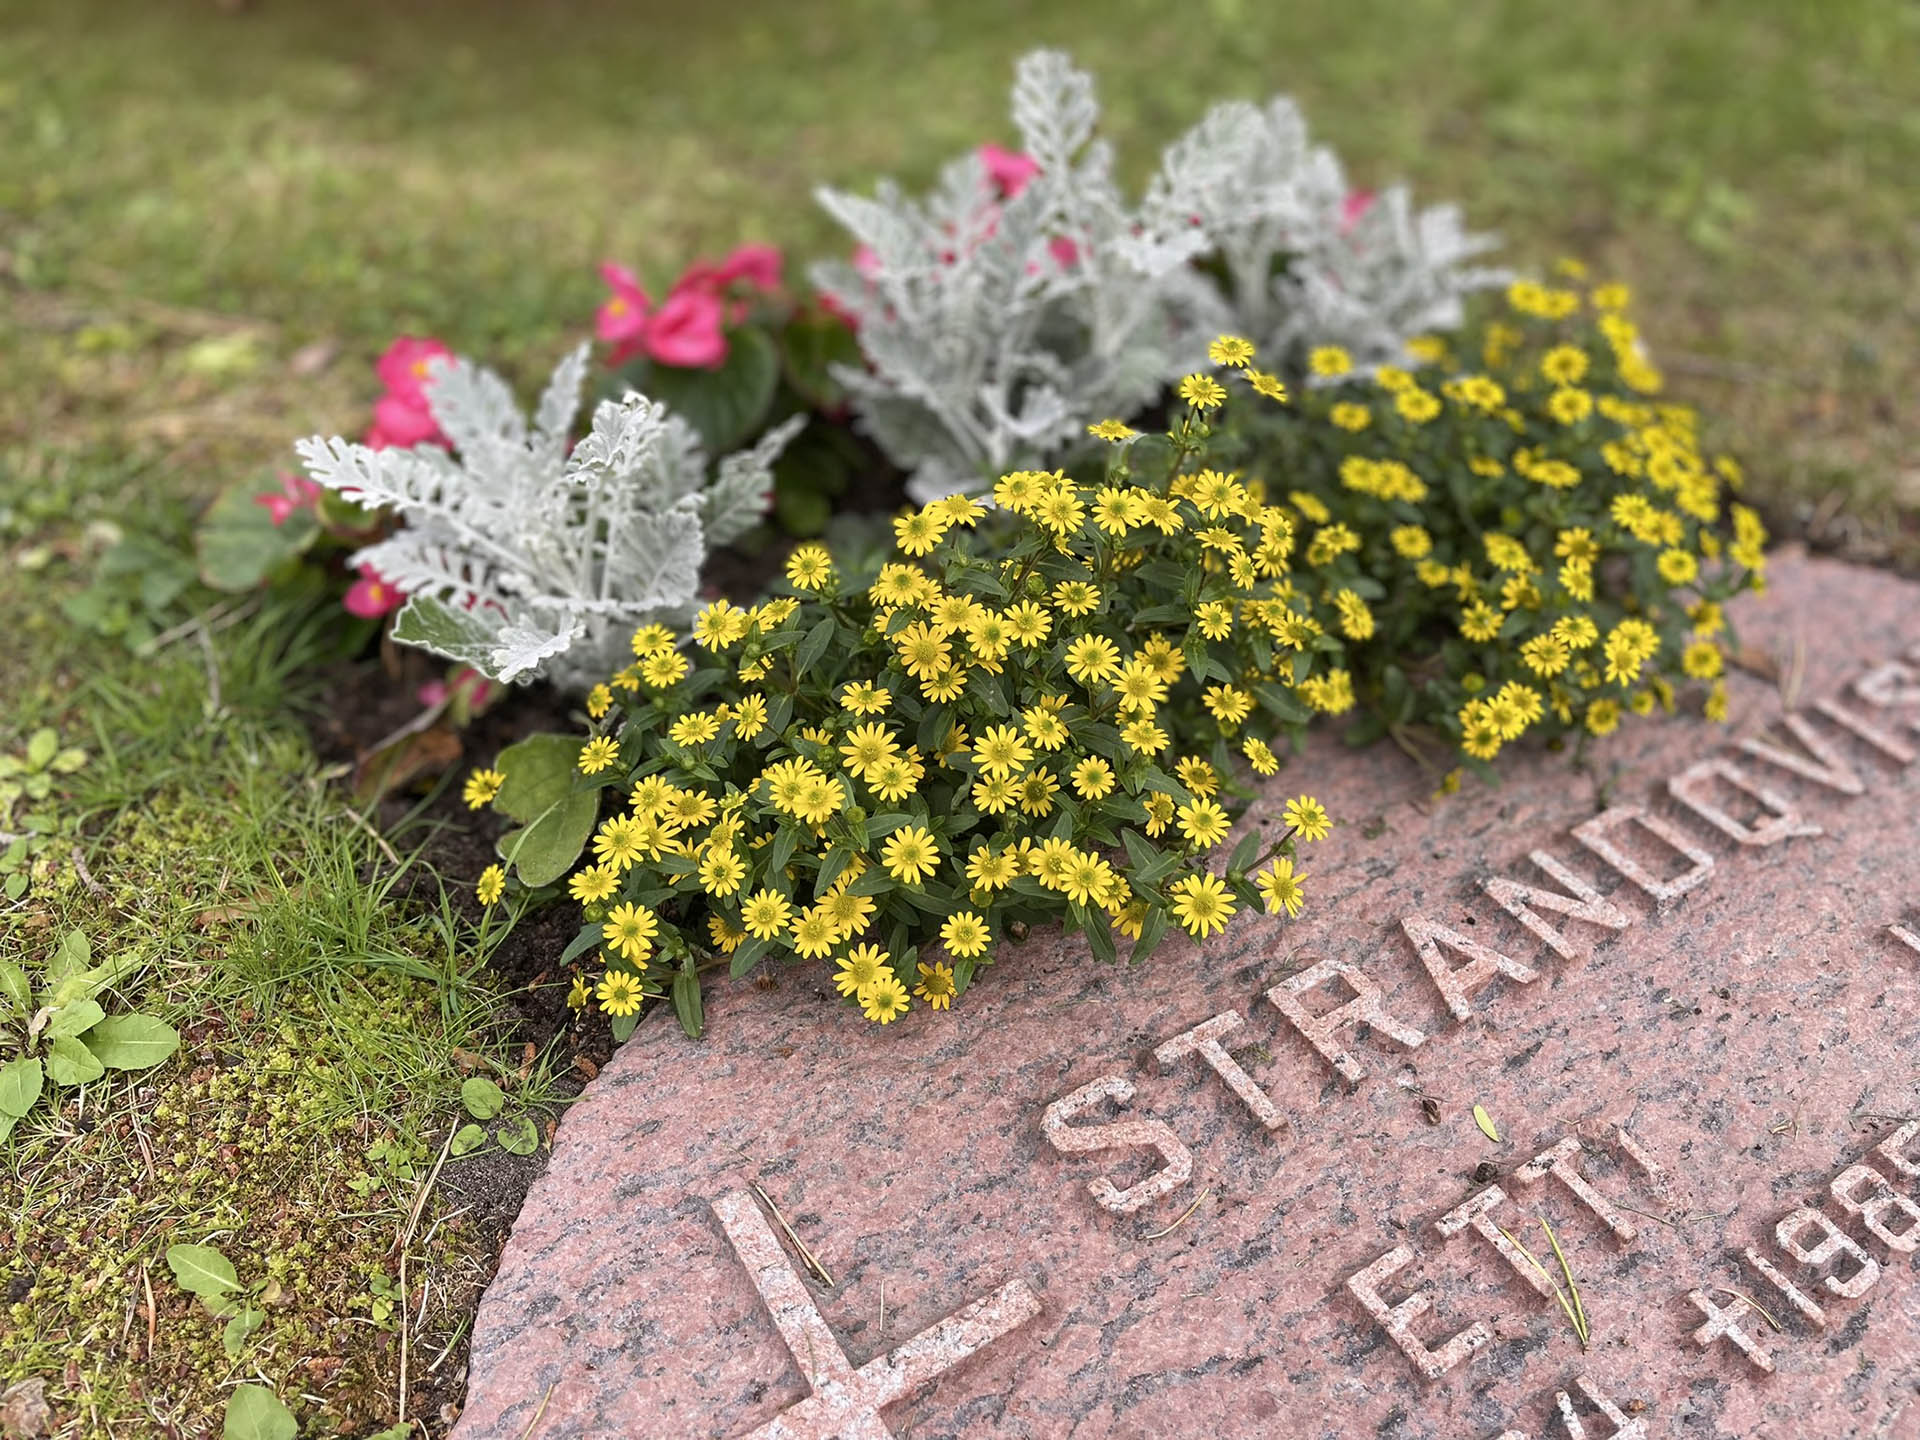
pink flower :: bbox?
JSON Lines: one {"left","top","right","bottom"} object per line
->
{"left": 978, "top": 143, "right": 1039, "bottom": 199}
{"left": 254, "top": 471, "right": 323, "bottom": 527}
{"left": 711, "top": 243, "right": 783, "bottom": 292}
{"left": 644, "top": 285, "right": 728, "bottom": 369}
{"left": 596, "top": 262, "right": 652, "bottom": 366}
{"left": 416, "top": 666, "right": 495, "bottom": 711}
{"left": 374, "top": 336, "right": 452, "bottom": 405}
{"left": 1341, "top": 189, "right": 1376, "bottom": 232}
{"left": 365, "top": 335, "right": 452, "bottom": 450}
{"left": 1047, "top": 234, "right": 1080, "bottom": 269}
{"left": 344, "top": 566, "right": 404, "bottom": 619}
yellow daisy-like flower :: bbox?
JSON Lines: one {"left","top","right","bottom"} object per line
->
{"left": 1395, "top": 388, "right": 1442, "bottom": 424}
{"left": 1657, "top": 548, "right": 1699, "bottom": 585}
{"left": 640, "top": 649, "right": 688, "bottom": 688}
{"left": 1329, "top": 402, "right": 1371, "bottom": 432}
{"left": 1308, "top": 346, "right": 1352, "bottom": 378}
{"left": 740, "top": 889, "right": 793, "bottom": 941}
{"left": 939, "top": 910, "right": 991, "bottom": 959}
{"left": 972, "top": 724, "right": 1033, "bottom": 779}
{"left": 841, "top": 680, "right": 890, "bottom": 716}
{"left": 692, "top": 599, "right": 750, "bottom": 650}
{"left": 578, "top": 735, "right": 621, "bottom": 774}
{"left": 861, "top": 973, "right": 912, "bottom": 1024}
{"left": 1177, "top": 798, "right": 1231, "bottom": 849}
{"left": 1243, "top": 737, "right": 1279, "bottom": 776}
{"left": 1586, "top": 697, "right": 1623, "bottom": 736}
{"left": 1202, "top": 684, "right": 1254, "bottom": 729}
{"left": 476, "top": 864, "right": 506, "bottom": 907}
{"left": 1170, "top": 871, "right": 1237, "bottom": 939}
{"left": 834, "top": 943, "right": 892, "bottom": 998}
{"left": 1547, "top": 387, "right": 1593, "bottom": 426}
{"left": 966, "top": 845, "right": 1020, "bottom": 893}
{"left": 914, "top": 961, "right": 957, "bottom": 1010}
{"left": 1063, "top": 634, "right": 1122, "bottom": 686}
{"left": 1070, "top": 755, "right": 1115, "bottom": 800}
{"left": 894, "top": 621, "right": 951, "bottom": 681}
{"left": 602, "top": 901, "right": 659, "bottom": 962}
{"left": 630, "top": 623, "right": 674, "bottom": 657}
{"left": 785, "top": 543, "right": 834, "bottom": 591}
{"left": 1178, "top": 373, "right": 1227, "bottom": 410}
{"left": 568, "top": 865, "right": 620, "bottom": 904}
{"left": 1682, "top": 639, "right": 1724, "bottom": 679}
{"left": 839, "top": 722, "right": 898, "bottom": 778}
{"left": 1256, "top": 858, "right": 1307, "bottom": 917}
{"left": 585, "top": 684, "right": 613, "bottom": 719}
{"left": 880, "top": 825, "right": 940, "bottom": 885}
{"left": 566, "top": 973, "right": 591, "bottom": 1010}
{"left": 595, "top": 969, "right": 646, "bottom": 1018}
{"left": 1121, "top": 717, "right": 1169, "bottom": 756}
{"left": 708, "top": 915, "right": 746, "bottom": 954}
{"left": 1246, "top": 370, "right": 1288, "bottom": 402}
{"left": 669, "top": 712, "right": 720, "bottom": 747}
{"left": 1208, "top": 335, "right": 1255, "bottom": 367}
{"left": 971, "top": 772, "right": 1018, "bottom": 815}
{"left": 1017, "top": 767, "right": 1060, "bottom": 817}
{"left": 1540, "top": 344, "right": 1590, "bottom": 386}
{"left": 789, "top": 905, "right": 839, "bottom": 959}
{"left": 1004, "top": 601, "right": 1052, "bottom": 647}
{"left": 1088, "top": 418, "right": 1138, "bottom": 442}
{"left": 1282, "top": 795, "right": 1332, "bottom": 841}
{"left": 462, "top": 768, "right": 505, "bottom": 810}
{"left": 1052, "top": 580, "right": 1101, "bottom": 617}
{"left": 893, "top": 507, "right": 949, "bottom": 557}
{"left": 697, "top": 847, "right": 746, "bottom": 898}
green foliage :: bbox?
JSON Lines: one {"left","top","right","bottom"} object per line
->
{"left": 194, "top": 474, "right": 324, "bottom": 591}
{"left": 448, "top": 1072, "right": 543, "bottom": 1158}
{"left": 223, "top": 1385, "right": 297, "bottom": 1440}
{"left": 489, "top": 733, "right": 605, "bottom": 889}
{"left": 0, "top": 726, "right": 89, "bottom": 902}
{"left": 59, "top": 530, "right": 200, "bottom": 649}
{"left": 0, "top": 928, "right": 179, "bottom": 1138}
{"left": 1220, "top": 285, "right": 1765, "bottom": 782}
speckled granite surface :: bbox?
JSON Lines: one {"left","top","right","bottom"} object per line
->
{"left": 458, "top": 550, "right": 1920, "bottom": 1440}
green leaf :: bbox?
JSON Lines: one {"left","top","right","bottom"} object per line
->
{"left": 450, "top": 1123, "right": 488, "bottom": 1156}
{"left": 388, "top": 596, "right": 506, "bottom": 676}
{"left": 0, "top": 1056, "right": 43, "bottom": 1117}
{"left": 46, "top": 1035, "right": 105, "bottom": 1086}
{"left": 780, "top": 311, "right": 863, "bottom": 409}
{"left": 672, "top": 964, "right": 705, "bottom": 1039}
{"left": 1129, "top": 907, "right": 1171, "bottom": 967}
{"left": 47, "top": 999, "right": 105, "bottom": 1040}
{"left": 460, "top": 1077, "right": 506, "bottom": 1121}
{"left": 1254, "top": 684, "right": 1311, "bottom": 725}
{"left": 167, "top": 1242, "right": 240, "bottom": 1299}
{"left": 1227, "top": 829, "right": 1262, "bottom": 877}
{"left": 497, "top": 1115, "right": 539, "bottom": 1156}
{"left": 765, "top": 823, "right": 799, "bottom": 880}
{"left": 48, "top": 929, "right": 91, "bottom": 981}
{"left": 623, "top": 326, "right": 780, "bottom": 454}
{"left": 491, "top": 734, "right": 600, "bottom": 888}
{"left": 559, "top": 922, "right": 604, "bottom": 966}
{"left": 222, "top": 1305, "right": 267, "bottom": 1355}
{"left": 223, "top": 1385, "right": 297, "bottom": 1440}
{"left": 0, "top": 962, "right": 28, "bottom": 1018}
{"left": 610, "top": 1010, "right": 641, "bottom": 1043}
{"left": 26, "top": 729, "right": 57, "bottom": 770}
{"left": 1084, "top": 911, "right": 1118, "bottom": 965}
{"left": 795, "top": 616, "right": 836, "bottom": 675}
{"left": 81, "top": 1014, "right": 181, "bottom": 1071}
{"left": 195, "top": 477, "right": 320, "bottom": 591}
{"left": 727, "top": 935, "right": 770, "bottom": 979}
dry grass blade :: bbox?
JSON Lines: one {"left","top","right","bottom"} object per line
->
{"left": 1715, "top": 1285, "right": 1782, "bottom": 1332}
{"left": 1495, "top": 1221, "right": 1590, "bottom": 1350}
{"left": 1143, "top": 1187, "right": 1211, "bottom": 1240}
{"left": 750, "top": 1182, "right": 835, "bottom": 1288}
{"left": 1538, "top": 1218, "right": 1588, "bottom": 1342}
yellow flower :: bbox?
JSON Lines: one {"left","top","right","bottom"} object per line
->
{"left": 1586, "top": 697, "right": 1622, "bottom": 735}
{"left": 1052, "top": 580, "right": 1101, "bottom": 616}
{"left": 708, "top": 915, "right": 746, "bottom": 954}
{"left": 585, "top": 684, "right": 613, "bottom": 719}
{"left": 1121, "top": 717, "right": 1170, "bottom": 756}
{"left": 840, "top": 722, "right": 899, "bottom": 778}
{"left": 578, "top": 735, "right": 621, "bottom": 774}
{"left": 1282, "top": 795, "right": 1332, "bottom": 841}
{"left": 1682, "top": 640, "right": 1723, "bottom": 679}
{"left": 692, "top": 599, "right": 750, "bottom": 650}
{"left": 1208, "top": 334, "right": 1256, "bottom": 367}
{"left": 595, "top": 969, "right": 645, "bottom": 1018}
{"left": 1177, "top": 798, "right": 1231, "bottom": 849}
{"left": 602, "top": 901, "right": 659, "bottom": 962}
{"left": 834, "top": 943, "right": 892, "bottom": 998}
{"left": 786, "top": 544, "right": 834, "bottom": 591}
{"left": 640, "top": 649, "right": 688, "bottom": 688}
{"left": 1064, "top": 635, "right": 1122, "bottom": 686}
{"left": 462, "top": 768, "right": 505, "bottom": 809}
{"left": 1330, "top": 402, "right": 1371, "bottom": 432}
{"left": 1246, "top": 370, "right": 1289, "bottom": 402}
{"left": 1541, "top": 345, "right": 1589, "bottom": 386}
{"left": 566, "top": 973, "right": 591, "bottom": 1010}
{"left": 1308, "top": 346, "right": 1352, "bottom": 378}
{"left": 669, "top": 712, "right": 720, "bottom": 747}
{"left": 1088, "top": 418, "right": 1139, "bottom": 442}
{"left": 1178, "top": 374, "right": 1227, "bottom": 409}
{"left": 1194, "top": 601, "right": 1235, "bottom": 640}
{"left": 476, "top": 864, "right": 505, "bottom": 906}
{"left": 1395, "top": 388, "right": 1441, "bottom": 424}
{"left": 966, "top": 846, "right": 1019, "bottom": 892}
{"left": 914, "top": 961, "right": 958, "bottom": 1010}
{"left": 1004, "top": 601, "right": 1052, "bottom": 647}
{"left": 1547, "top": 387, "right": 1593, "bottom": 425}
{"left": 972, "top": 724, "right": 1033, "bottom": 779}
{"left": 568, "top": 865, "right": 620, "bottom": 904}
{"left": 1657, "top": 548, "right": 1699, "bottom": 585}
{"left": 841, "top": 680, "right": 890, "bottom": 716}
{"left": 698, "top": 847, "right": 746, "bottom": 898}
{"left": 861, "top": 973, "right": 912, "bottom": 1024}
{"left": 1202, "top": 684, "right": 1254, "bottom": 728}
{"left": 880, "top": 825, "right": 940, "bottom": 884}
{"left": 939, "top": 910, "right": 991, "bottom": 959}
{"left": 1071, "top": 756, "right": 1115, "bottom": 800}
{"left": 1170, "top": 871, "right": 1236, "bottom": 939}
{"left": 790, "top": 905, "right": 838, "bottom": 959}
{"left": 1243, "top": 737, "right": 1279, "bottom": 776}
{"left": 893, "top": 507, "right": 949, "bottom": 556}
{"left": 630, "top": 623, "right": 674, "bottom": 657}
{"left": 740, "top": 889, "right": 792, "bottom": 941}
{"left": 1257, "top": 858, "right": 1306, "bottom": 917}
{"left": 1390, "top": 525, "right": 1432, "bottom": 560}
{"left": 894, "top": 621, "right": 951, "bottom": 680}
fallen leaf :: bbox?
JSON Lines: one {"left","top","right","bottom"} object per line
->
{"left": 352, "top": 724, "right": 463, "bottom": 806}
{"left": 1, "top": 1378, "right": 51, "bottom": 1439}
{"left": 1472, "top": 1104, "right": 1500, "bottom": 1143}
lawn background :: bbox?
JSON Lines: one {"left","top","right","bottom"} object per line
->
{"left": 1, "top": 2, "right": 1916, "bottom": 1435}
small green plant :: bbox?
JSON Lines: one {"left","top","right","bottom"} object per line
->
{"left": 222, "top": 1384, "right": 297, "bottom": 1440}
{"left": 60, "top": 526, "right": 202, "bottom": 650}
{"left": 449, "top": 1074, "right": 540, "bottom": 1157}
{"left": 0, "top": 929, "right": 180, "bottom": 1140}
{"left": 0, "top": 727, "right": 88, "bottom": 901}
{"left": 164, "top": 1242, "right": 278, "bottom": 1356}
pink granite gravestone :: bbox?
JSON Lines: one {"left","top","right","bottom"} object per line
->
{"left": 458, "top": 549, "right": 1920, "bottom": 1440}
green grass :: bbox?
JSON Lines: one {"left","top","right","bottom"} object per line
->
{"left": 1, "top": 1, "right": 1916, "bottom": 1434}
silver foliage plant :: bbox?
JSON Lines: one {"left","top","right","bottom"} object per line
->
{"left": 294, "top": 344, "right": 802, "bottom": 691}
{"left": 815, "top": 50, "right": 1505, "bottom": 499}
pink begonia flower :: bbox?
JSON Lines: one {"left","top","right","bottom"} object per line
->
{"left": 978, "top": 143, "right": 1039, "bottom": 199}
{"left": 373, "top": 336, "right": 452, "bottom": 405}
{"left": 365, "top": 335, "right": 452, "bottom": 450}
{"left": 596, "top": 262, "right": 653, "bottom": 366}
{"left": 417, "top": 666, "right": 494, "bottom": 711}
{"left": 367, "top": 391, "right": 445, "bottom": 450}
{"left": 1341, "top": 189, "right": 1376, "bottom": 232}
{"left": 1047, "top": 234, "right": 1080, "bottom": 268}
{"left": 344, "top": 566, "right": 404, "bottom": 619}
{"left": 711, "top": 243, "right": 783, "bottom": 292}
{"left": 254, "top": 471, "right": 323, "bottom": 527}
{"left": 643, "top": 285, "right": 728, "bottom": 369}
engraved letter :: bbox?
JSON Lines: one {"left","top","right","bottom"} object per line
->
{"left": 1266, "top": 958, "right": 1426, "bottom": 1086}
{"left": 1892, "top": 922, "right": 1920, "bottom": 957}
{"left": 1667, "top": 758, "right": 1824, "bottom": 848}
{"left": 1829, "top": 1163, "right": 1920, "bottom": 1254}
{"left": 1434, "top": 1185, "right": 1557, "bottom": 1300}
{"left": 1346, "top": 1243, "right": 1490, "bottom": 1380}
{"left": 1875, "top": 1119, "right": 1920, "bottom": 1178}
{"left": 1776, "top": 1206, "right": 1880, "bottom": 1299}
{"left": 1743, "top": 1247, "right": 1825, "bottom": 1328}
{"left": 1041, "top": 1075, "right": 1192, "bottom": 1215}
{"left": 1482, "top": 850, "right": 1632, "bottom": 962}
{"left": 1511, "top": 1136, "right": 1638, "bottom": 1244}
{"left": 1402, "top": 916, "right": 1538, "bottom": 1022}
{"left": 1855, "top": 659, "right": 1920, "bottom": 709}
{"left": 1738, "top": 712, "right": 1863, "bottom": 795}
{"left": 1813, "top": 696, "right": 1916, "bottom": 765}
{"left": 1571, "top": 805, "right": 1714, "bottom": 907}
{"left": 1556, "top": 1373, "right": 1650, "bottom": 1439}
{"left": 1153, "top": 1011, "right": 1284, "bottom": 1132}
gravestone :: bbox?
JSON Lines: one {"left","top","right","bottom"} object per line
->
{"left": 457, "top": 548, "right": 1920, "bottom": 1440}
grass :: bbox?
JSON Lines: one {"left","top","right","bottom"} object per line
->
{"left": 0, "top": 1, "right": 1915, "bottom": 1435}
